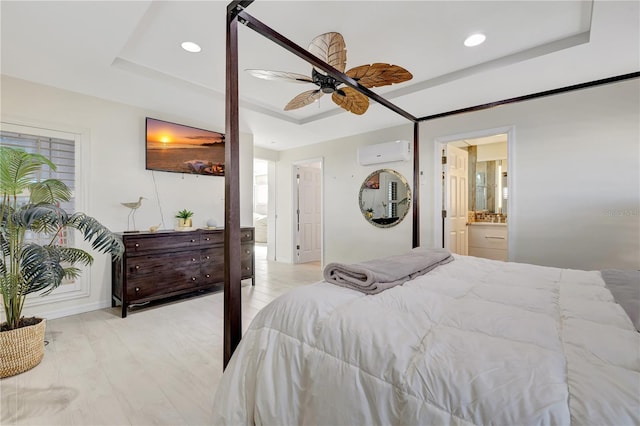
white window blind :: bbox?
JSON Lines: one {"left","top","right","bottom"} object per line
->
{"left": 1, "top": 130, "right": 75, "bottom": 210}
{"left": 1, "top": 130, "right": 76, "bottom": 272}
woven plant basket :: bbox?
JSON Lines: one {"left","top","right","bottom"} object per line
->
{"left": 0, "top": 318, "right": 46, "bottom": 378}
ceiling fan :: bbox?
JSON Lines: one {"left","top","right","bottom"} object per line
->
{"left": 247, "top": 32, "right": 413, "bottom": 115}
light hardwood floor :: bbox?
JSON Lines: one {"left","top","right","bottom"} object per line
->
{"left": 1, "top": 245, "right": 322, "bottom": 425}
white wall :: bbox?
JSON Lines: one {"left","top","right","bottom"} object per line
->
{"left": 276, "top": 124, "right": 414, "bottom": 265}
{"left": 1, "top": 75, "right": 254, "bottom": 319}
{"left": 421, "top": 78, "right": 639, "bottom": 270}
{"left": 254, "top": 146, "right": 279, "bottom": 162}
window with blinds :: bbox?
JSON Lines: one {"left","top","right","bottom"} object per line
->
{"left": 1, "top": 129, "right": 76, "bottom": 273}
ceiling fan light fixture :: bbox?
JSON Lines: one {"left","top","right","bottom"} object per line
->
{"left": 464, "top": 33, "right": 486, "bottom": 47}
{"left": 181, "top": 41, "right": 202, "bottom": 53}
{"left": 321, "top": 85, "right": 335, "bottom": 94}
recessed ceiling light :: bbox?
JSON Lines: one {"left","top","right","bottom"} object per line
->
{"left": 464, "top": 33, "right": 486, "bottom": 47}
{"left": 181, "top": 41, "right": 201, "bottom": 53}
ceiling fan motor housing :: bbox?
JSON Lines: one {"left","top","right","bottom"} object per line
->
{"left": 313, "top": 69, "right": 339, "bottom": 93}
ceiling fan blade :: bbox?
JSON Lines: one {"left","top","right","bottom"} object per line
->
{"left": 246, "top": 69, "right": 313, "bottom": 83}
{"left": 308, "top": 32, "right": 347, "bottom": 74}
{"left": 345, "top": 63, "right": 413, "bottom": 88}
{"left": 284, "top": 89, "right": 324, "bottom": 111}
{"left": 331, "top": 87, "right": 369, "bottom": 115}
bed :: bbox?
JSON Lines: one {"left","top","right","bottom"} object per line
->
{"left": 212, "top": 254, "right": 639, "bottom": 425}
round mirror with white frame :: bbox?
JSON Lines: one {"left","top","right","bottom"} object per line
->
{"left": 358, "top": 169, "right": 411, "bottom": 228}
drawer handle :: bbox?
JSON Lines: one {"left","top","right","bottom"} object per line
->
{"left": 205, "top": 237, "right": 210, "bottom": 241}
{"left": 192, "top": 258, "right": 196, "bottom": 262}
{"left": 135, "top": 287, "right": 140, "bottom": 292}
{"left": 245, "top": 250, "right": 250, "bottom": 254}
{"left": 135, "top": 243, "right": 139, "bottom": 248}
{"left": 245, "top": 233, "right": 250, "bottom": 238}
{"left": 485, "top": 236, "right": 506, "bottom": 240}
{"left": 190, "top": 239, "right": 196, "bottom": 243}
{"left": 205, "top": 256, "right": 210, "bottom": 260}
{"left": 206, "top": 274, "right": 210, "bottom": 278}
{"left": 246, "top": 267, "right": 250, "bottom": 271}
{"left": 191, "top": 277, "right": 196, "bottom": 281}
{"left": 135, "top": 265, "right": 140, "bottom": 270}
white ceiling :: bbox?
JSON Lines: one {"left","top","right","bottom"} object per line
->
{"left": 1, "top": 1, "right": 638, "bottom": 151}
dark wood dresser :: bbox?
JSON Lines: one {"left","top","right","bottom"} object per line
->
{"left": 112, "top": 227, "right": 254, "bottom": 318}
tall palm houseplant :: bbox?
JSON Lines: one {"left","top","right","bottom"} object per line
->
{"left": 0, "top": 146, "right": 123, "bottom": 376}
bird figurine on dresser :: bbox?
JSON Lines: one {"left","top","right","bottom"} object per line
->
{"left": 121, "top": 196, "right": 145, "bottom": 232}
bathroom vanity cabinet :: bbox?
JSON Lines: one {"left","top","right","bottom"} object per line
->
{"left": 468, "top": 223, "right": 507, "bottom": 261}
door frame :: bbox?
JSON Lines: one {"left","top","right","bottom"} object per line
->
{"left": 291, "top": 157, "right": 324, "bottom": 265}
{"left": 433, "top": 126, "right": 515, "bottom": 260}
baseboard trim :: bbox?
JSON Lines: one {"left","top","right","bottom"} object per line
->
{"left": 25, "top": 300, "right": 112, "bottom": 321}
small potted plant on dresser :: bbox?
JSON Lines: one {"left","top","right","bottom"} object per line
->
{"left": 175, "top": 209, "right": 194, "bottom": 228}
{"left": 0, "top": 146, "right": 124, "bottom": 378}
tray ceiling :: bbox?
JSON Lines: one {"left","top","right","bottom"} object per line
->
{"left": 1, "top": 1, "right": 638, "bottom": 150}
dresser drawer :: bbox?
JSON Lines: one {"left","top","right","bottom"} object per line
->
{"left": 241, "top": 248, "right": 253, "bottom": 278}
{"left": 241, "top": 261, "right": 253, "bottom": 278}
{"left": 125, "top": 251, "right": 200, "bottom": 278}
{"left": 241, "top": 243, "right": 253, "bottom": 260}
{"left": 200, "top": 231, "right": 224, "bottom": 246}
{"left": 201, "top": 247, "right": 224, "bottom": 268}
{"left": 468, "top": 225, "right": 507, "bottom": 250}
{"left": 124, "top": 233, "right": 200, "bottom": 254}
{"left": 241, "top": 228, "right": 254, "bottom": 242}
{"left": 126, "top": 265, "right": 201, "bottom": 299}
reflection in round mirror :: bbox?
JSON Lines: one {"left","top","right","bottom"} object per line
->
{"left": 358, "top": 169, "right": 411, "bottom": 228}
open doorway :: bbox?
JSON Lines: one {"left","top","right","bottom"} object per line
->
{"left": 436, "top": 128, "right": 513, "bottom": 261}
{"left": 253, "top": 158, "right": 274, "bottom": 261}
{"left": 292, "top": 160, "right": 322, "bottom": 265}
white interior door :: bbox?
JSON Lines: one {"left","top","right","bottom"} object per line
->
{"left": 296, "top": 165, "right": 321, "bottom": 263}
{"left": 444, "top": 145, "right": 468, "bottom": 255}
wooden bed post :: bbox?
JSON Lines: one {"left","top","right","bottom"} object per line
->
{"left": 224, "top": 1, "right": 250, "bottom": 369}
{"left": 412, "top": 122, "right": 420, "bottom": 249}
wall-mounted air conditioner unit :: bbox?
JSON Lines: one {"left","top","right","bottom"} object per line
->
{"left": 357, "top": 140, "right": 411, "bottom": 166}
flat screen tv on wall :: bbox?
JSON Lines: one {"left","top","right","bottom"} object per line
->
{"left": 145, "top": 117, "right": 225, "bottom": 176}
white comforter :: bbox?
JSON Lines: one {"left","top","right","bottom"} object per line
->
{"left": 212, "top": 255, "right": 639, "bottom": 425}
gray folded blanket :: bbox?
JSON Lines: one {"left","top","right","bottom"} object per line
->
{"left": 323, "top": 248, "right": 454, "bottom": 295}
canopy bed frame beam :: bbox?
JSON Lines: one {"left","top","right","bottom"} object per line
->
{"left": 417, "top": 71, "right": 640, "bottom": 123}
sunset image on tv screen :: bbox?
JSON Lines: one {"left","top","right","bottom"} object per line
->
{"left": 145, "top": 118, "right": 225, "bottom": 176}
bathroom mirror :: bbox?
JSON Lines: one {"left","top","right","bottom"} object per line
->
{"left": 474, "top": 159, "right": 507, "bottom": 215}
{"left": 359, "top": 169, "right": 411, "bottom": 228}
